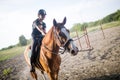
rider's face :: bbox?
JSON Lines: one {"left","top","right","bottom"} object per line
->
{"left": 38, "top": 14, "right": 46, "bottom": 20}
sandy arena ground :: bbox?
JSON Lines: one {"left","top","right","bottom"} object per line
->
{"left": 0, "top": 26, "right": 120, "bottom": 80}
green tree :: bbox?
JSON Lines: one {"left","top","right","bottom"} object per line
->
{"left": 70, "top": 23, "right": 82, "bottom": 32}
{"left": 19, "top": 35, "right": 27, "bottom": 46}
{"left": 70, "top": 9, "right": 120, "bottom": 32}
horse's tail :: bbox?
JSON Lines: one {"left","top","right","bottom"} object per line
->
{"left": 24, "top": 45, "right": 31, "bottom": 66}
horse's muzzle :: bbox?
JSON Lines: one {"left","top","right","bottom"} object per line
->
{"left": 70, "top": 47, "right": 78, "bottom": 56}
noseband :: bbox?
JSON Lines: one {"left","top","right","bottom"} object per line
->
{"left": 64, "top": 39, "right": 73, "bottom": 47}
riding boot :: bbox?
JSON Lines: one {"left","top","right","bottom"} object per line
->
{"left": 30, "top": 63, "right": 35, "bottom": 72}
{"left": 30, "top": 55, "right": 36, "bottom": 72}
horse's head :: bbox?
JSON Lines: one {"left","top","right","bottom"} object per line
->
{"left": 53, "top": 17, "right": 78, "bottom": 55}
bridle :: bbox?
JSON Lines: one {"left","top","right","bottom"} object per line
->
{"left": 54, "top": 27, "right": 73, "bottom": 52}
{"left": 43, "top": 26, "right": 73, "bottom": 54}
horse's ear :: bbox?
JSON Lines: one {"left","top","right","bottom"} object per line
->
{"left": 53, "top": 19, "right": 57, "bottom": 27}
{"left": 62, "top": 17, "right": 66, "bottom": 25}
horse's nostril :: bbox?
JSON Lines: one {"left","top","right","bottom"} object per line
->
{"left": 71, "top": 50, "right": 75, "bottom": 54}
{"left": 71, "top": 49, "right": 78, "bottom": 56}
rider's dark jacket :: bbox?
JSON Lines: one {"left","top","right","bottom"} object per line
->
{"left": 32, "top": 18, "right": 46, "bottom": 38}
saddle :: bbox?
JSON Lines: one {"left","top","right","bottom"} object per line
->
{"left": 28, "top": 44, "right": 40, "bottom": 59}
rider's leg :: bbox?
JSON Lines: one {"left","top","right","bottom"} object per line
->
{"left": 30, "top": 38, "right": 37, "bottom": 72}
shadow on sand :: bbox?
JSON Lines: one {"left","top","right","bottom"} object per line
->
{"left": 83, "top": 74, "right": 120, "bottom": 80}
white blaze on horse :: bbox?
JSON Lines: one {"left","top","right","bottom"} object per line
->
{"left": 24, "top": 17, "right": 78, "bottom": 80}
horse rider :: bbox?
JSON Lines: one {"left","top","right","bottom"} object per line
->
{"left": 30, "top": 9, "right": 47, "bottom": 72}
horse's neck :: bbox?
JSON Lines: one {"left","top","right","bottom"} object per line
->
{"left": 42, "top": 27, "right": 59, "bottom": 53}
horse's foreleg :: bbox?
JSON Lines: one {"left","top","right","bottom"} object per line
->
{"left": 30, "top": 71, "right": 38, "bottom": 80}
{"left": 47, "top": 72, "right": 54, "bottom": 80}
{"left": 47, "top": 72, "right": 58, "bottom": 80}
{"left": 30, "top": 67, "right": 38, "bottom": 80}
{"left": 54, "top": 70, "right": 59, "bottom": 80}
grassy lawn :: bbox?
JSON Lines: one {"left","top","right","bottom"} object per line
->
{"left": 0, "top": 46, "right": 25, "bottom": 62}
{"left": 70, "top": 21, "right": 120, "bottom": 37}
{"left": 102, "top": 21, "right": 120, "bottom": 29}
{"left": 87, "top": 21, "right": 120, "bottom": 32}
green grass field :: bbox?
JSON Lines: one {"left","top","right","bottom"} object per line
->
{"left": 0, "top": 46, "right": 25, "bottom": 62}
{"left": 87, "top": 21, "right": 120, "bottom": 32}
{"left": 70, "top": 21, "right": 120, "bottom": 37}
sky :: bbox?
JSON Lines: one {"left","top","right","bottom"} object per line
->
{"left": 0, "top": 0, "right": 120, "bottom": 49}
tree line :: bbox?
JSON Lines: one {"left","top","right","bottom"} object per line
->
{"left": 1, "top": 35, "right": 31, "bottom": 50}
{"left": 70, "top": 9, "right": 120, "bottom": 32}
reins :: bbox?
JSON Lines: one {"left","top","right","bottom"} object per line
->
{"left": 42, "top": 43, "right": 57, "bottom": 54}
{"left": 43, "top": 44, "right": 66, "bottom": 54}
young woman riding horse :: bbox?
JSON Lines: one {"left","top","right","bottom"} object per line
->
{"left": 24, "top": 17, "right": 78, "bottom": 80}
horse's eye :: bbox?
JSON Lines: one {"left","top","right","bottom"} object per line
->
{"left": 67, "top": 29, "right": 70, "bottom": 33}
{"left": 59, "top": 32, "right": 67, "bottom": 41}
{"left": 59, "top": 32, "right": 63, "bottom": 37}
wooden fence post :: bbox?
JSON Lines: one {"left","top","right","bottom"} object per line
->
{"left": 84, "top": 27, "right": 91, "bottom": 48}
{"left": 75, "top": 30, "right": 82, "bottom": 50}
{"left": 100, "top": 23, "right": 105, "bottom": 39}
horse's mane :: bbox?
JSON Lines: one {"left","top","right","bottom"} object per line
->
{"left": 42, "top": 26, "right": 54, "bottom": 45}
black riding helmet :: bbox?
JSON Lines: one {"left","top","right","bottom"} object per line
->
{"left": 38, "top": 9, "right": 46, "bottom": 16}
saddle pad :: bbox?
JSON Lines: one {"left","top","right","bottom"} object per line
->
{"left": 28, "top": 50, "right": 32, "bottom": 58}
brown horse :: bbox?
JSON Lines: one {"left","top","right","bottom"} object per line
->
{"left": 24, "top": 17, "right": 78, "bottom": 80}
